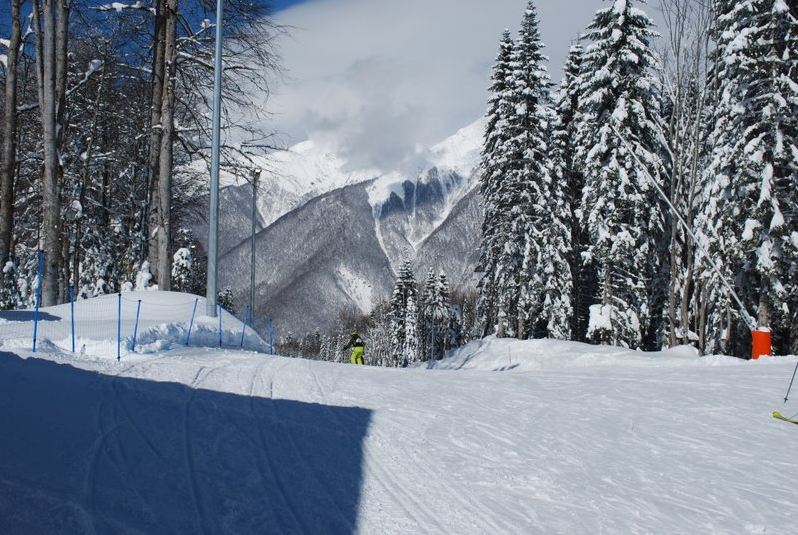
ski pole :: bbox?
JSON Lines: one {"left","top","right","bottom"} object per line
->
{"left": 784, "top": 358, "right": 798, "bottom": 403}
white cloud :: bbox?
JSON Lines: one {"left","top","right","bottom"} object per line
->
{"left": 263, "top": 0, "right": 655, "bottom": 173}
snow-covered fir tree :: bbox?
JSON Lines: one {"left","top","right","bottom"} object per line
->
{"left": 477, "top": 2, "right": 556, "bottom": 340}
{"left": 389, "top": 258, "right": 417, "bottom": 367}
{"left": 552, "top": 44, "right": 589, "bottom": 340}
{"left": 403, "top": 295, "right": 420, "bottom": 366}
{"left": 171, "top": 228, "right": 206, "bottom": 295}
{"left": 506, "top": 0, "right": 557, "bottom": 340}
{"left": 432, "top": 271, "right": 451, "bottom": 358}
{"left": 447, "top": 303, "right": 463, "bottom": 351}
{"left": 171, "top": 248, "right": 193, "bottom": 292}
{"left": 476, "top": 29, "right": 515, "bottom": 338}
{"left": 135, "top": 261, "right": 156, "bottom": 291}
{"left": 419, "top": 268, "right": 437, "bottom": 360}
{"left": 218, "top": 287, "right": 235, "bottom": 315}
{"left": 368, "top": 301, "right": 394, "bottom": 367}
{"left": 536, "top": 99, "right": 574, "bottom": 341}
{"left": 576, "top": 0, "right": 668, "bottom": 349}
{"left": 0, "top": 260, "right": 20, "bottom": 310}
{"left": 538, "top": 161, "right": 574, "bottom": 341}
{"left": 699, "top": 0, "right": 798, "bottom": 355}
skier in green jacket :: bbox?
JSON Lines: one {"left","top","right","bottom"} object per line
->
{"left": 344, "top": 331, "right": 365, "bottom": 365}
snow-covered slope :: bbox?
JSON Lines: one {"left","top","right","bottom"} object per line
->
{"left": 0, "top": 291, "right": 267, "bottom": 357}
{"left": 219, "top": 183, "right": 396, "bottom": 332}
{"left": 2, "top": 325, "right": 798, "bottom": 534}
{"left": 433, "top": 336, "right": 743, "bottom": 371}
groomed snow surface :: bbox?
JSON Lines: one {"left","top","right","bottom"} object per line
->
{"left": 2, "top": 292, "right": 798, "bottom": 534}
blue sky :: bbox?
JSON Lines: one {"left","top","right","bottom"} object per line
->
{"left": 270, "top": 0, "right": 310, "bottom": 10}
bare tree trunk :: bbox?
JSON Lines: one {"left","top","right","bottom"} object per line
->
{"left": 155, "top": 0, "right": 179, "bottom": 290}
{"left": 32, "top": 0, "right": 63, "bottom": 306}
{"left": 496, "top": 314, "right": 505, "bottom": 338}
{"left": 55, "top": 0, "right": 70, "bottom": 303}
{"left": 0, "top": 0, "right": 22, "bottom": 266}
{"left": 606, "top": 272, "right": 615, "bottom": 347}
{"left": 146, "top": 0, "right": 166, "bottom": 276}
{"left": 697, "top": 281, "right": 707, "bottom": 354}
{"left": 758, "top": 295, "right": 769, "bottom": 329}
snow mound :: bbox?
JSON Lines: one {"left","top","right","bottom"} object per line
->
{"left": 432, "top": 336, "right": 772, "bottom": 372}
{"left": 0, "top": 291, "right": 267, "bottom": 359}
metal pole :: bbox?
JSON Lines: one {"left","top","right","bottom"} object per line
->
{"left": 268, "top": 318, "right": 274, "bottom": 354}
{"left": 69, "top": 286, "right": 75, "bottom": 353}
{"left": 205, "top": 0, "right": 224, "bottom": 317}
{"left": 131, "top": 300, "right": 142, "bottom": 352}
{"left": 186, "top": 297, "right": 198, "bottom": 346}
{"left": 116, "top": 293, "right": 122, "bottom": 362}
{"left": 250, "top": 168, "right": 259, "bottom": 316}
{"left": 218, "top": 304, "right": 223, "bottom": 348}
{"left": 240, "top": 306, "right": 249, "bottom": 349}
{"left": 32, "top": 251, "right": 44, "bottom": 353}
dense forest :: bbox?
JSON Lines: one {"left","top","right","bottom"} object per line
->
{"left": 0, "top": 0, "right": 278, "bottom": 308}
{"left": 477, "top": 0, "right": 798, "bottom": 356}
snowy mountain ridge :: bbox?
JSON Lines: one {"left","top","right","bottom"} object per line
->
{"left": 251, "top": 117, "right": 485, "bottom": 229}
{"left": 191, "top": 118, "right": 485, "bottom": 333}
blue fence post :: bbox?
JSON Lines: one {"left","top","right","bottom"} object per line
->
{"left": 131, "top": 300, "right": 142, "bottom": 352}
{"left": 240, "top": 306, "right": 249, "bottom": 349}
{"left": 185, "top": 298, "right": 199, "bottom": 346}
{"left": 31, "top": 251, "right": 44, "bottom": 353}
{"left": 116, "top": 293, "right": 122, "bottom": 361}
{"left": 218, "top": 304, "right": 223, "bottom": 348}
{"left": 69, "top": 286, "right": 75, "bottom": 353}
{"left": 268, "top": 318, "right": 275, "bottom": 354}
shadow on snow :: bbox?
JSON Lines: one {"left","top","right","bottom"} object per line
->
{"left": 0, "top": 351, "right": 371, "bottom": 534}
{"left": 0, "top": 310, "right": 61, "bottom": 322}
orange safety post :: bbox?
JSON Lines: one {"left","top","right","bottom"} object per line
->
{"left": 751, "top": 327, "right": 772, "bottom": 359}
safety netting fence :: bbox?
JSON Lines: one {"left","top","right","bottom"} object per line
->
{"left": 0, "top": 290, "right": 276, "bottom": 360}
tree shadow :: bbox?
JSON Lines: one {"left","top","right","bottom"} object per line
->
{"left": 0, "top": 310, "right": 61, "bottom": 322}
{"left": 0, "top": 352, "right": 371, "bottom": 534}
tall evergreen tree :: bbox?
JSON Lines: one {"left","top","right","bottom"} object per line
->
{"left": 476, "top": 30, "right": 515, "bottom": 337}
{"left": 576, "top": 0, "right": 669, "bottom": 349}
{"left": 404, "top": 295, "right": 420, "bottom": 366}
{"left": 699, "top": 0, "right": 798, "bottom": 355}
{"left": 419, "top": 268, "right": 437, "bottom": 360}
{"left": 502, "top": 0, "right": 554, "bottom": 340}
{"left": 553, "top": 44, "right": 592, "bottom": 341}
{"left": 432, "top": 271, "right": 451, "bottom": 358}
{"left": 390, "top": 258, "right": 417, "bottom": 366}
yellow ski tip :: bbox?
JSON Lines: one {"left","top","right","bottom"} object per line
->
{"left": 772, "top": 410, "right": 798, "bottom": 424}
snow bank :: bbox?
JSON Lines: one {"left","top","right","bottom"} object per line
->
{"left": 0, "top": 291, "right": 268, "bottom": 359}
{"left": 432, "top": 336, "right": 783, "bottom": 372}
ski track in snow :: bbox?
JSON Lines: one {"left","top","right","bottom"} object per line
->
{"left": 250, "top": 360, "right": 313, "bottom": 535}
{"left": 3, "top": 339, "right": 798, "bottom": 533}
{"left": 184, "top": 365, "right": 213, "bottom": 535}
